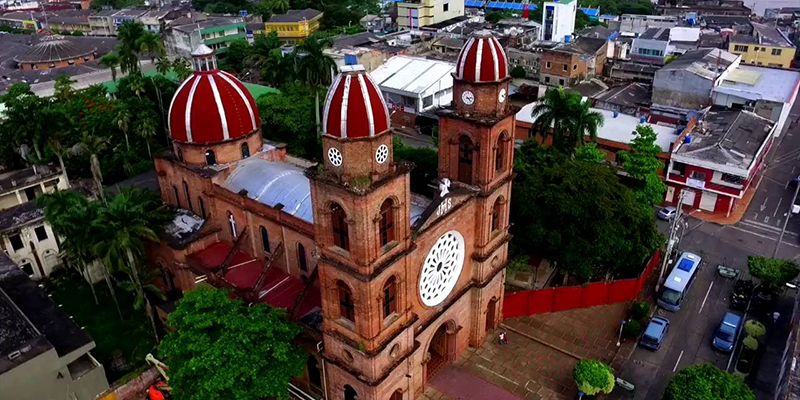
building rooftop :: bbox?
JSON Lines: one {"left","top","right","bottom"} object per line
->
{"left": 568, "top": 36, "right": 607, "bottom": 55}
{"left": 46, "top": 10, "right": 92, "bottom": 25}
{"left": 91, "top": 9, "right": 118, "bottom": 17}
{"left": 517, "top": 102, "right": 678, "bottom": 152}
{"left": 675, "top": 108, "right": 774, "bottom": 172}
{"left": 614, "top": 61, "right": 661, "bottom": 74}
{"left": 714, "top": 64, "right": 800, "bottom": 104}
{"left": 332, "top": 31, "right": 381, "bottom": 48}
{"left": 112, "top": 7, "right": 149, "bottom": 18}
{"left": 173, "top": 16, "right": 243, "bottom": 33}
{"left": 750, "top": 22, "right": 795, "bottom": 48}
{"left": 0, "top": 201, "right": 44, "bottom": 233}
{"left": 0, "top": 254, "right": 93, "bottom": 374}
{"left": 595, "top": 82, "right": 652, "bottom": 109}
{"left": 640, "top": 27, "right": 672, "bottom": 41}
{"left": 576, "top": 25, "right": 617, "bottom": 40}
{"left": 701, "top": 15, "right": 751, "bottom": 29}
{"left": 267, "top": 8, "right": 322, "bottom": 23}
{"left": 659, "top": 48, "right": 739, "bottom": 80}
{"left": 568, "top": 79, "right": 608, "bottom": 98}
{"left": 422, "top": 15, "right": 470, "bottom": 30}
{"left": 0, "top": 164, "right": 62, "bottom": 197}
{"left": 13, "top": 35, "right": 96, "bottom": 64}
{"left": 370, "top": 55, "right": 455, "bottom": 96}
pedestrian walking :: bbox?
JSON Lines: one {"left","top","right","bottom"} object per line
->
{"left": 498, "top": 331, "right": 509, "bottom": 345}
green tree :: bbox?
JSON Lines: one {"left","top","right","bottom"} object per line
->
{"left": 564, "top": 96, "right": 604, "bottom": 149}
{"left": 115, "top": 105, "right": 133, "bottom": 150}
{"left": 172, "top": 58, "right": 193, "bottom": 80}
{"left": 744, "top": 320, "right": 766, "bottom": 338}
{"left": 573, "top": 359, "right": 615, "bottom": 396}
{"left": 68, "top": 133, "right": 110, "bottom": 201}
{"left": 485, "top": 10, "right": 511, "bottom": 24}
{"left": 262, "top": 48, "right": 296, "bottom": 87}
{"left": 663, "top": 364, "right": 754, "bottom": 400}
{"left": 257, "top": 83, "right": 318, "bottom": 158}
{"left": 530, "top": 87, "right": 574, "bottom": 148}
{"left": 269, "top": 0, "right": 289, "bottom": 13}
{"left": 510, "top": 65, "right": 527, "bottom": 79}
{"left": 137, "top": 31, "right": 165, "bottom": 62}
{"left": 158, "top": 286, "right": 306, "bottom": 400}
{"left": 574, "top": 142, "right": 606, "bottom": 164}
{"left": 99, "top": 53, "right": 121, "bottom": 82}
{"left": 619, "top": 125, "right": 667, "bottom": 207}
{"left": 135, "top": 113, "right": 158, "bottom": 158}
{"left": 54, "top": 74, "right": 77, "bottom": 103}
{"left": 747, "top": 255, "right": 800, "bottom": 291}
{"left": 116, "top": 21, "right": 146, "bottom": 74}
{"left": 530, "top": 88, "right": 604, "bottom": 153}
{"left": 296, "top": 32, "right": 336, "bottom": 133}
{"left": 224, "top": 38, "right": 252, "bottom": 73}
{"left": 393, "top": 136, "right": 439, "bottom": 197}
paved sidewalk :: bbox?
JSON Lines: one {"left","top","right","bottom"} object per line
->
{"left": 689, "top": 170, "right": 761, "bottom": 225}
{"left": 429, "top": 365, "right": 524, "bottom": 400}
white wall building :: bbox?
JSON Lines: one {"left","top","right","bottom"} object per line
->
{"left": 0, "top": 164, "right": 69, "bottom": 279}
{"left": 541, "top": 0, "right": 577, "bottom": 42}
{"left": 397, "top": 0, "right": 465, "bottom": 30}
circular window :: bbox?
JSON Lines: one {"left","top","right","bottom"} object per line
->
{"left": 419, "top": 231, "right": 465, "bottom": 307}
{"left": 375, "top": 144, "right": 389, "bottom": 164}
{"left": 343, "top": 350, "right": 354, "bottom": 362}
{"left": 389, "top": 344, "right": 400, "bottom": 358}
{"left": 328, "top": 147, "right": 343, "bottom": 167}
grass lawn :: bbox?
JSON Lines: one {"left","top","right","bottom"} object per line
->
{"left": 44, "top": 269, "right": 156, "bottom": 383}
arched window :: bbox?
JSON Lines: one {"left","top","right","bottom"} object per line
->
{"left": 198, "top": 196, "right": 206, "bottom": 219}
{"left": 379, "top": 199, "right": 395, "bottom": 247}
{"left": 183, "top": 181, "right": 192, "bottom": 212}
{"left": 337, "top": 281, "right": 355, "bottom": 323}
{"left": 307, "top": 356, "right": 322, "bottom": 387}
{"left": 176, "top": 147, "right": 184, "bottom": 162}
{"left": 344, "top": 385, "right": 358, "bottom": 400}
{"left": 331, "top": 203, "right": 349, "bottom": 251}
{"left": 495, "top": 132, "right": 507, "bottom": 173}
{"left": 297, "top": 243, "right": 307, "bottom": 271}
{"left": 241, "top": 142, "right": 250, "bottom": 159}
{"left": 227, "top": 211, "right": 237, "bottom": 238}
{"left": 205, "top": 149, "right": 216, "bottom": 165}
{"left": 458, "top": 135, "right": 474, "bottom": 183}
{"left": 172, "top": 185, "right": 181, "bottom": 208}
{"left": 491, "top": 197, "right": 503, "bottom": 233}
{"left": 382, "top": 276, "right": 397, "bottom": 319}
{"left": 260, "top": 226, "right": 270, "bottom": 253}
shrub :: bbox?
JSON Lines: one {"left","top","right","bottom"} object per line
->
{"left": 506, "top": 255, "right": 531, "bottom": 273}
{"left": 742, "top": 336, "right": 758, "bottom": 351}
{"left": 663, "top": 364, "right": 755, "bottom": 400}
{"left": 510, "top": 65, "right": 527, "bottom": 79}
{"left": 573, "top": 359, "right": 615, "bottom": 396}
{"left": 744, "top": 320, "right": 766, "bottom": 339}
{"left": 631, "top": 301, "right": 651, "bottom": 320}
{"left": 622, "top": 320, "right": 642, "bottom": 338}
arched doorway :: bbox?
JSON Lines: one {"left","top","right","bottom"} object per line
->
{"left": 390, "top": 389, "right": 403, "bottom": 400}
{"left": 486, "top": 297, "right": 498, "bottom": 333}
{"left": 306, "top": 356, "right": 321, "bottom": 388}
{"left": 426, "top": 322, "right": 456, "bottom": 382}
{"left": 344, "top": 384, "right": 358, "bottom": 400}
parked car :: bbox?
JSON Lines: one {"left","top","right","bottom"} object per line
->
{"left": 640, "top": 317, "right": 670, "bottom": 350}
{"left": 658, "top": 206, "right": 677, "bottom": 221}
{"left": 712, "top": 312, "right": 742, "bottom": 353}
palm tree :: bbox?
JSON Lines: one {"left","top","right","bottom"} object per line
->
{"left": 530, "top": 87, "right": 574, "bottom": 148}
{"left": 94, "top": 187, "right": 174, "bottom": 342}
{"left": 261, "top": 48, "right": 296, "bottom": 87}
{"left": 99, "top": 53, "right": 121, "bottom": 82}
{"left": 137, "top": 31, "right": 165, "bottom": 63}
{"left": 269, "top": 0, "right": 290, "bottom": 14}
{"left": 115, "top": 106, "right": 132, "bottom": 151}
{"left": 41, "top": 105, "right": 72, "bottom": 187}
{"left": 155, "top": 57, "right": 172, "bottom": 75}
{"left": 68, "top": 133, "right": 109, "bottom": 202}
{"left": 53, "top": 74, "right": 76, "bottom": 102}
{"left": 564, "top": 97, "right": 604, "bottom": 150}
{"left": 136, "top": 114, "right": 157, "bottom": 158}
{"left": 296, "top": 33, "right": 336, "bottom": 133}
{"left": 117, "top": 21, "right": 146, "bottom": 74}
{"left": 172, "top": 58, "right": 193, "bottom": 81}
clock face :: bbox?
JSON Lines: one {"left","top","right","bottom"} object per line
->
{"left": 461, "top": 90, "right": 475, "bottom": 106}
{"left": 419, "top": 231, "right": 465, "bottom": 307}
{"left": 498, "top": 88, "right": 506, "bottom": 103}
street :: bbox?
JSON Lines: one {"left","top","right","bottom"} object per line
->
{"left": 613, "top": 103, "right": 800, "bottom": 399}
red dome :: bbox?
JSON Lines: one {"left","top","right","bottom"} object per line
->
{"left": 322, "top": 65, "right": 390, "bottom": 138}
{"left": 168, "top": 47, "right": 259, "bottom": 144}
{"left": 454, "top": 31, "right": 509, "bottom": 83}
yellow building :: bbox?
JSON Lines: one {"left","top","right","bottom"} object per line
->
{"left": 265, "top": 8, "right": 322, "bottom": 44}
{"left": 728, "top": 22, "right": 796, "bottom": 69}
{"left": 397, "top": 0, "right": 465, "bottom": 29}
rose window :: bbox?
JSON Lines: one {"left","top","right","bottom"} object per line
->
{"left": 328, "top": 147, "right": 343, "bottom": 166}
{"left": 419, "top": 231, "right": 465, "bottom": 307}
{"left": 375, "top": 144, "right": 389, "bottom": 164}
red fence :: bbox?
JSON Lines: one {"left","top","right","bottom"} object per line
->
{"left": 503, "top": 250, "right": 661, "bottom": 318}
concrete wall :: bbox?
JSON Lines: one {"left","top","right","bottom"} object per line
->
{"left": 652, "top": 69, "right": 713, "bottom": 109}
{"left": 0, "top": 347, "right": 108, "bottom": 400}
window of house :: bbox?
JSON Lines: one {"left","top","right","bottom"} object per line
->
{"left": 198, "top": 196, "right": 206, "bottom": 219}
{"left": 34, "top": 226, "right": 47, "bottom": 241}
{"left": 573, "top": 64, "right": 577, "bottom": 70}
{"left": 172, "top": 185, "right": 181, "bottom": 208}
{"left": 495, "top": 132, "right": 507, "bottom": 173}
{"left": 24, "top": 187, "right": 36, "bottom": 202}
{"left": 383, "top": 276, "right": 397, "bottom": 319}
{"left": 491, "top": 197, "right": 503, "bottom": 232}
{"left": 690, "top": 170, "right": 706, "bottom": 181}
{"left": 544, "top": 76, "right": 550, "bottom": 83}
{"left": 307, "top": 357, "right": 322, "bottom": 387}
{"left": 338, "top": 281, "right": 355, "bottom": 323}
{"left": 260, "top": 226, "right": 270, "bottom": 253}
{"left": 379, "top": 199, "right": 395, "bottom": 247}
{"left": 205, "top": 149, "right": 216, "bottom": 165}
{"left": 546, "top": 61, "right": 551, "bottom": 69}
{"left": 559, "top": 78, "right": 565, "bottom": 86}
{"left": 297, "top": 243, "right": 307, "bottom": 272}
{"left": 563, "top": 64, "right": 567, "bottom": 72}
{"left": 241, "top": 142, "right": 250, "bottom": 159}
{"left": 734, "top": 45, "right": 748, "bottom": 52}
{"left": 722, "top": 173, "right": 744, "bottom": 185}
{"left": 20, "top": 262, "right": 33, "bottom": 276}
{"left": 331, "top": 203, "right": 349, "bottom": 251}
{"left": 671, "top": 162, "right": 687, "bottom": 176}
{"left": 458, "top": 135, "right": 474, "bottom": 184}
{"left": 9, "top": 234, "right": 23, "bottom": 251}
{"left": 753, "top": 46, "right": 759, "bottom": 52}
{"left": 183, "top": 181, "right": 192, "bottom": 212}
{"left": 443, "top": 2, "right": 448, "bottom": 12}
{"left": 772, "top": 48, "right": 782, "bottom": 56}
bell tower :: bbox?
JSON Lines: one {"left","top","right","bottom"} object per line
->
{"left": 309, "top": 65, "right": 416, "bottom": 400}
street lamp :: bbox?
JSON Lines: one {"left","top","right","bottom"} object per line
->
{"left": 616, "top": 320, "right": 626, "bottom": 347}
{"left": 656, "top": 189, "right": 702, "bottom": 292}
{"left": 773, "top": 175, "right": 800, "bottom": 258}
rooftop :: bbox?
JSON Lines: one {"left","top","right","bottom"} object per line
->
{"left": 370, "top": 55, "right": 455, "bottom": 96}
{"left": 568, "top": 36, "right": 607, "bottom": 55}
{"left": 0, "top": 164, "right": 62, "bottom": 197}
{"left": 714, "top": 64, "right": 800, "bottom": 104}
{"left": 750, "top": 22, "right": 795, "bottom": 48}
{"left": 267, "top": 8, "right": 322, "bottom": 23}
{"left": 675, "top": 108, "right": 774, "bottom": 172}
{"left": 567, "top": 79, "right": 608, "bottom": 98}
{"left": 112, "top": 7, "right": 149, "bottom": 18}
{"left": 595, "top": 82, "right": 652, "bottom": 108}
{"left": 173, "top": 16, "right": 243, "bottom": 33}
{"left": 640, "top": 27, "right": 672, "bottom": 41}
{"left": 576, "top": 25, "right": 617, "bottom": 40}
{"left": 701, "top": 15, "right": 752, "bottom": 28}
{"left": 517, "top": 102, "right": 678, "bottom": 152}
{"left": 422, "top": 15, "right": 470, "bottom": 30}
{"left": 0, "top": 254, "right": 93, "bottom": 374}
{"left": 0, "top": 201, "right": 44, "bottom": 233}
{"left": 659, "top": 48, "right": 739, "bottom": 80}
{"left": 332, "top": 31, "right": 381, "bottom": 48}
{"left": 13, "top": 35, "right": 96, "bottom": 64}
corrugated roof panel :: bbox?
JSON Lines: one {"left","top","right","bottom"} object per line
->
{"left": 371, "top": 56, "right": 455, "bottom": 95}
{"left": 725, "top": 69, "right": 762, "bottom": 85}
{"left": 224, "top": 159, "right": 314, "bottom": 223}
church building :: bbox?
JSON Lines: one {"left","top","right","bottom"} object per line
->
{"left": 148, "top": 31, "right": 516, "bottom": 400}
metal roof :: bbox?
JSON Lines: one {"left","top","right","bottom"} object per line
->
{"left": 224, "top": 159, "right": 314, "bottom": 223}
{"left": 715, "top": 65, "right": 800, "bottom": 104}
{"left": 370, "top": 55, "right": 455, "bottom": 95}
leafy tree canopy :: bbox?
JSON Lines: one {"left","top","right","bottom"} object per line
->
{"left": 619, "top": 125, "right": 667, "bottom": 208}
{"left": 663, "top": 364, "right": 754, "bottom": 400}
{"left": 510, "top": 141, "right": 662, "bottom": 280}
{"left": 573, "top": 359, "right": 615, "bottom": 396}
{"left": 393, "top": 136, "right": 439, "bottom": 198}
{"left": 510, "top": 65, "right": 527, "bottom": 79}
{"left": 158, "top": 286, "right": 306, "bottom": 400}
{"left": 257, "top": 83, "right": 320, "bottom": 158}
{"left": 747, "top": 255, "right": 800, "bottom": 290}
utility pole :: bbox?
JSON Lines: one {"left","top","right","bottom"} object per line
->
{"left": 773, "top": 176, "right": 800, "bottom": 258}
{"left": 657, "top": 190, "right": 685, "bottom": 292}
